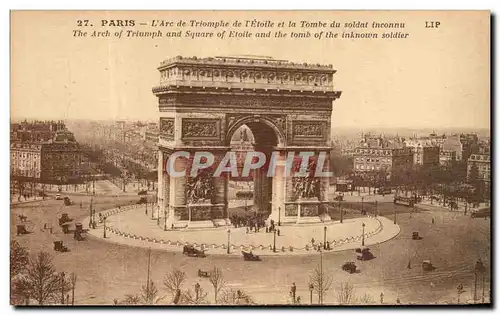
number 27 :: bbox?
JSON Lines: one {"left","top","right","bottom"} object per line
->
{"left": 77, "top": 20, "right": 90, "bottom": 27}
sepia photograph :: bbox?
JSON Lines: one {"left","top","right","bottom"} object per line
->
{"left": 9, "top": 10, "right": 491, "bottom": 306}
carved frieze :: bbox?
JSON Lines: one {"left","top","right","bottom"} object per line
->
{"left": 292, "top": 121, "right": 325, "bottom": 137}
{"left": 159, "top": 118, "right": 175, "bottom": 139}
{"left": 301, "top": 204, "right": 319, "bottom": 217}
{"left": 285, "top": 204, "right": 298, "bottom": 217}
{"left": 190, "top": 206, "right": 213, "bottom": 221}
{"left": 182, "top": 118, "right": 220, "bottom": 140}
{"left": 159, "top": 94, "right": 332, "bottom": 110}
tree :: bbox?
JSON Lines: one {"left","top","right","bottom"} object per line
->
{"left": 218, "top": 289, "right": 255, "bottom": 305}
{"left": 25, "top": 252, "right": 67, "bottom": 305}
{"left": 208, "top": 267, "right": 226, "bottom": 304}
{"left": 308, "top": 266, "right": 332, "bottom": 304}
{"left": 10, "top": 240, "right": 29, "bottom": 278}
{"left": 120, "top": 294, "right": 141, "bottom": 305}
{"left": 163, "top": 269, "right": 186, "bottom": 304}
{"left": 357, "top": 293, "right": 375, "bottom": 305}
{"left": 141, "top": 280, "right": 164, "bottom": 305}
{"left": 69, "top": 273, "right": 77, "bottom": 306}
{"left": 337, "top": 282, "right": 356, "bottom": 305}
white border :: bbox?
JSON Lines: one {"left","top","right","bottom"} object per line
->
{"left": 2, "top": 1, "right": 497, "bottom": 315}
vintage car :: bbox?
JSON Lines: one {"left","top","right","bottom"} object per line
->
{"left": 58, "top": 213, "right": 73, "bottom": 226}
{"left": 422, "top": 260, "right": 436, "bottom": 271}
{"left": 63, "top": 196, "right": 73, "bottom": 206}
{"left": 138, "top": 190, "right": 148, "bottom": 195}
{"left": 73, "top": 223, "right": 86, "bottom": 241}
{"left": 137, "top": 197, "right": 148, "bottom": 204}
{"left": 342, "top": 261, "right": 357, "bottom": 273}
{"left": 198, "top": 269, "right": 211, "bottom": 278}
{"left": 55, "top": 194, "right": 63, "bottom": 200}
{"left": 183, "top": 245, "right": 206, "bottom": 258}
{"left": 53, "top": 240, "right": 69, "bottom": 252}
{"left": 242, "top": 251, "right": 261, "bottom": 261}
{"left": 412, "top": 232, "right": 421, "bottom": 240}
{"left": 355, "top": 247, "right": 374, "bottom": 261}
{"left": 16, "top": 224, "right": 28, "bottom": 236}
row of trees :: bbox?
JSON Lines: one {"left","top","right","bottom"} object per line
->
{"left": 340, "top": 159, "right": 489, "bottom": 204}
{"left": 306, "top": 264, "right": 377, "bottom": 305}
{"left": 115, "top": 266, "right": 254, "bottom": 305}
{"left": 10, "top": 241, "right": 78, "bottom": 305}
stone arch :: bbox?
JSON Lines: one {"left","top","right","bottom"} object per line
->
{"left": 225, "top": 115, "right": 285, "bottom": 148}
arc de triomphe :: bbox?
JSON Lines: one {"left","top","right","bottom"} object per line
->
{"left": 152, "top": 56, "right": 341, "bottom": 229}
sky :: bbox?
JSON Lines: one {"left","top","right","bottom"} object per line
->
{"left": 10, "top": 10, "right": 490, "bottom": 129}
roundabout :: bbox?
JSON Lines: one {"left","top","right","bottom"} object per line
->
{"left": 83, "top": 204, "right": 400, "bottom": 256}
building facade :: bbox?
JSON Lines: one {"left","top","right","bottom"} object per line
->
{"left": 10, "top": 124, "right": 84, "bottom": 184}
{"left": 467, "top": 154, "right": 491, "bottom": 183}
{"left": 353, "top": 147, "right": 413, "bottom": 180}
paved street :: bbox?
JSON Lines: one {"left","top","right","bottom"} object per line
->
{"left": 11, "top": 196, "right": 490, "bottom": 305}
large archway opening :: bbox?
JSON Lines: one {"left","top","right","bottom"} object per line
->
{"left": 226, "top": 119, "right": 281, "bottom": 227}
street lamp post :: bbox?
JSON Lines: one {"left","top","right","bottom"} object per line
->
{"left": 361, "top": 196, "right": 364, "bottom": 215}
{"left": 362, "top": 222, "right": 366, "bottom": 246}
{"left": 323, "top": 226, "right": 327, "bottom": 249}
{"left": 278, "top": 207, "right": 281, "bottom": 226}
{"left": 164, "top": 210, "right": 167, "bottom": 231}
{"left": 393, "top": 206, "right": 397, "bottom": 224}
{"left": 227, "top": 229, "right": 231, "bottom": 254}
{"left": 103, "top": 216, "right": 107, "bottom": 238}
{"left": 339, "top": 200, "right": 343, "bottom": 223}
{"left": 309, "top": 284, "right": 314, "bottom": 305}
{"left": 273, "top": 229, "right": 277, "bottom": 252}
{"left": 375, "top": 200, "right": 378, "bottom": 217}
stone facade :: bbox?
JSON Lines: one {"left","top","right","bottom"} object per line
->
{"left": 153, "top": 56, "right": 341, "bottom": 228}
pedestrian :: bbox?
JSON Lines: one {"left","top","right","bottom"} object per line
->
{"left": 296, "top": 296, "right": 301, "bottom": 304}
{"left": 432, "top": 218, "right": 435, "bottom": 224}
{"left": 396, "top": 298, "right": 401, "bottom": 304}
{"left": 407, "top": 259, "right": 411, "bottom": 269}
{"left": 311, "top": 238, "right": 315, "bottom": 245}
{"left": 171, "top": 223, "right": 174, "bottom": 230}
{"left": 246, "top": 227, "right": 249, "bottom": 234}
{"left": 265, "top": 226, "right": 269, "bottom": 233}
{"left": 277, "top": 229, "right": 280, "bottom": 236}
{"left": 326, "top": 241, "right": 331, "bottom": 250}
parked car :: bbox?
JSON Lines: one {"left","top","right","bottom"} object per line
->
{"left": 342, "top": 261, "right": 357, "bottom": 273}
{"left": 183, "top": 245, "right": 206, "bottom": 258}
{"left": 355, "top": 247, "right": 374, "bottom": 261}
{"left": 137, "top": 197, "right": 148, "bottom": 204}
{"left": 138, "top": 190, "right": 148, "bottom": 195}
{"left": 55, "top": 194, "right": 63, "bottom": 200}
{"left": 422, "top": 260, "right": 436, "bottom": 271}
{"left": 63, "top": 196, "right": 73, "bottom": 206}
{"left": 242, "top": 251, "right": 261, "bottom": 261}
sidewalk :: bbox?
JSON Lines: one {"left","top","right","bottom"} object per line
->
{"left": 84, "top": 205, "right": 400, "bottom": 256}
